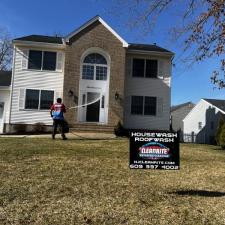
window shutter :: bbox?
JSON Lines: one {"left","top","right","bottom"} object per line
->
{"left": 21, "top": 50, "right": 28, "bottom": 70}
{"left": 158, "top": 60, "right": 164, "bottom": 79}
{"left": 19, "top": 89, "right": 25, "bottom": 110}
{"left": 56, "top": 52, "right": 63, "bottom": 71}
{"left": 157, "top": 97, "right": 163, "bottom": 117}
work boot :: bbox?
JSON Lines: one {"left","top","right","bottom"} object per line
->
{"left": 62, "top": 135, "right": 67, "bottom": 140}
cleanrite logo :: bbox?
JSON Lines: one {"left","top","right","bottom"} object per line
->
{"left": 138, "top": 142, "right": 170, "bottom": 159}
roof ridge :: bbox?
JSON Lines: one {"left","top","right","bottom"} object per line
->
{"left": 203, "top": 98, "right": 225, "bottom": 101}
{"left": 171, "top": 102, "right": 195, "bottom": 112}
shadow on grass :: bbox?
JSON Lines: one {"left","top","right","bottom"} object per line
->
{"left": 211, "top": 146, "right": 225, "bottom": 151}
{"left": 170, "top": 190, "right": 225, "bottom": 197}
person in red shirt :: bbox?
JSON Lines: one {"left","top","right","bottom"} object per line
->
{"left": 50, "top": 98, "right": 67, "bottom": 140}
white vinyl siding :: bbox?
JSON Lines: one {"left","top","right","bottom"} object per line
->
{"left": 10, "top": 47, "right": 64, "bottom": 125}
{"left": 124, "top": 54, "right": 171, "bottom": 130}
{"left": 183, "top": 99, "right": 225, "bottom": 144}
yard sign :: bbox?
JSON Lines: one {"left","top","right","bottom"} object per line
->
{"left": 130, "top": 131, "right": 179, "bottom": 170}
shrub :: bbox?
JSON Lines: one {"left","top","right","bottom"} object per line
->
{"left": 114, "top": 121, "right": 129, "bottom": 137}
{"left": 215, "top": 117, "right": 225, "bottom": 145}
{"left": 220, "top": 124, "right": 225, "bottom": 149}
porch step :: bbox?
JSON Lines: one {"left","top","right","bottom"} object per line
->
{"left": 69, "top": 123, "right": 115, "bottom": 133}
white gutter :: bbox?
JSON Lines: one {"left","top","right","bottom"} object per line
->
{"left": 13, "top": 40, "right": 66, "bottom": 50}
{"left": 127, "top": 49, "right": 174, "bottom": 57}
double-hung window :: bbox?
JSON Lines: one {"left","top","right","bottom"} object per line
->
{"left": 144, "top": 97, "right": 157, "bottom": 115}
{"left": 131, "top": 96, "right": 157, "bottom": 116}
{"left": 25, "top": 89, "right": 54, "bottom": 110}
{"left": 28, "top": 50, "right": 57, "bottom": 71}
{"left": 132, "top": 58, "right": 158, "bottom": 78}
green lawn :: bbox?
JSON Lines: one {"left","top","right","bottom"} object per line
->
{"left": 0, "top": 138, "right": 225, "bottom": 225}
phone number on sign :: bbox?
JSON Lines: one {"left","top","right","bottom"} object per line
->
{"left": 130, "top": 164, "right": 179, "bottom": 170}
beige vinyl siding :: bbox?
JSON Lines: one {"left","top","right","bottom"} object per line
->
{"left": 124, "top": 53, "right": 171, "bottom": 130}
{"left": 10, "top": 47, "right": 64, "bottom": 125}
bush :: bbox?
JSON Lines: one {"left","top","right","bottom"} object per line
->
{"left": 219, "top": 124, "right": 225, "bottom": 149}
{"left": 114, "top": 121, "right": 129, "bottom": 137}
{"left": 215, "top": 117, "right": 225, "bottom": 145}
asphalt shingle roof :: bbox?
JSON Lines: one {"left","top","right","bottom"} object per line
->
{"left": 204, "top": 98, "right": 225, "bottom": 113}
{"left": 171, "top": 102, "right": 195, "bottom": 112}
{"left": 0, "top": 71, "right": 12, "bottom": 86}
{"left": 14, "top": 35, "right": 63, "bottom": 44}
{"left": 128, "top": 43, "right": 173, "bottom": 54}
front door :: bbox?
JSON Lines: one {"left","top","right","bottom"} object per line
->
{"left": 0, "top": 102, "right": 5, "bottom": 133}
{"left": 86, "top": 92, "right": 100, "bottom": 122}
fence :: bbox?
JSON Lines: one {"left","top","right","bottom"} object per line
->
{"left": 183, "top": 132, "right": 197, "bottom": 143}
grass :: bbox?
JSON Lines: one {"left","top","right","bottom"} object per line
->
{"left": 0, "top": 138, "right": 225, "bottom": 225}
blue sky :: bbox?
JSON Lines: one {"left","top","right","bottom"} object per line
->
{"left": 0, "top": 0, "right": 224, "bottom": 105}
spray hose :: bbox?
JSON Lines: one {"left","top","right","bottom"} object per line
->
{"left": 67, "top": 93, "right": 103, "bottom": 110}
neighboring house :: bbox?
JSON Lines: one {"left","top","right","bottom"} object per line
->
{"left": 6, "top": 15, "right": 174, "bottom": 133}
{"left": 183, "top": 98, "right": 225, "bottom": 144}
{"left": 171, "top": 102, "right": 195, "bottom": 140}
{"left": 0, "top": 71, "right": 12, "bottom": 133}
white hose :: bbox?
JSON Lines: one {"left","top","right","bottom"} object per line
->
{"left": 68, "top": 93, "right": 103, "bottom": 110}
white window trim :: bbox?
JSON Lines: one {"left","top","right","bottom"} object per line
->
{"left": 82, "top": 63, "right": 108, "bottom": 81}
{"left": 131, "top": 58, "right": 158, "bottom": 78}
{"left": 80, "top": 47, "right": 111, "bottom": 81}
{"left": 24, "top": 88, "right": 55, "bottom": 111}
{"left": 27, "top": 50, "right": 57, "bottom": 72}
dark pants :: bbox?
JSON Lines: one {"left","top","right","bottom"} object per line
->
{"left": 53, "top": 119, "right": 66, "bottom": 138}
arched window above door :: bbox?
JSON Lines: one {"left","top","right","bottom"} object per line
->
{"left": 83, "top": 53, "right": 107, "bottom": 65}
{"left": 82, "top": 53, "right": 108, "bottom": 80}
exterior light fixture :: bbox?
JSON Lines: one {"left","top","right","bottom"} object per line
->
{"left": 115, "top": 92, "right": 119, "bottom": 100}
{"left": 68, "top": 89, "right": 74, "bottom": 97}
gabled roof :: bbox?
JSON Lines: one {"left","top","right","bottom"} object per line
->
{"left": 128, "top": 43, "right": 174, "bottom": 54}
{"left": 0, "top": 70, "right": 12, "bottom": 86}
{"left": 203, "top": 98, "right": 225, "bottom": 113}
{"left": 13, "top": 16, "right": 174, "bottom": 55}
{"left": 171, "top": 102, "right": 195, "bottom": 112}
{"left": 14, "top": 35, "right": 63, "bottom": 44}
{"left": 65, "top": 15, "right": 128, "bottom": 47}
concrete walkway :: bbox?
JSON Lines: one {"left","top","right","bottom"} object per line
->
{"left": 0, "top": 132, "right": 117, "bottom": 140}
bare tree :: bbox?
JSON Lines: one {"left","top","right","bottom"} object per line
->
{"left": 0, "top": 27, "right": 13, "bottom": 71}
{"left": 111, "top": 0, "right": 225, "bottom": 88}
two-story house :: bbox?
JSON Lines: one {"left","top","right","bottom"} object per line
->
{"left": 5, "top": 15, "right": 174, "bottom": 133}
